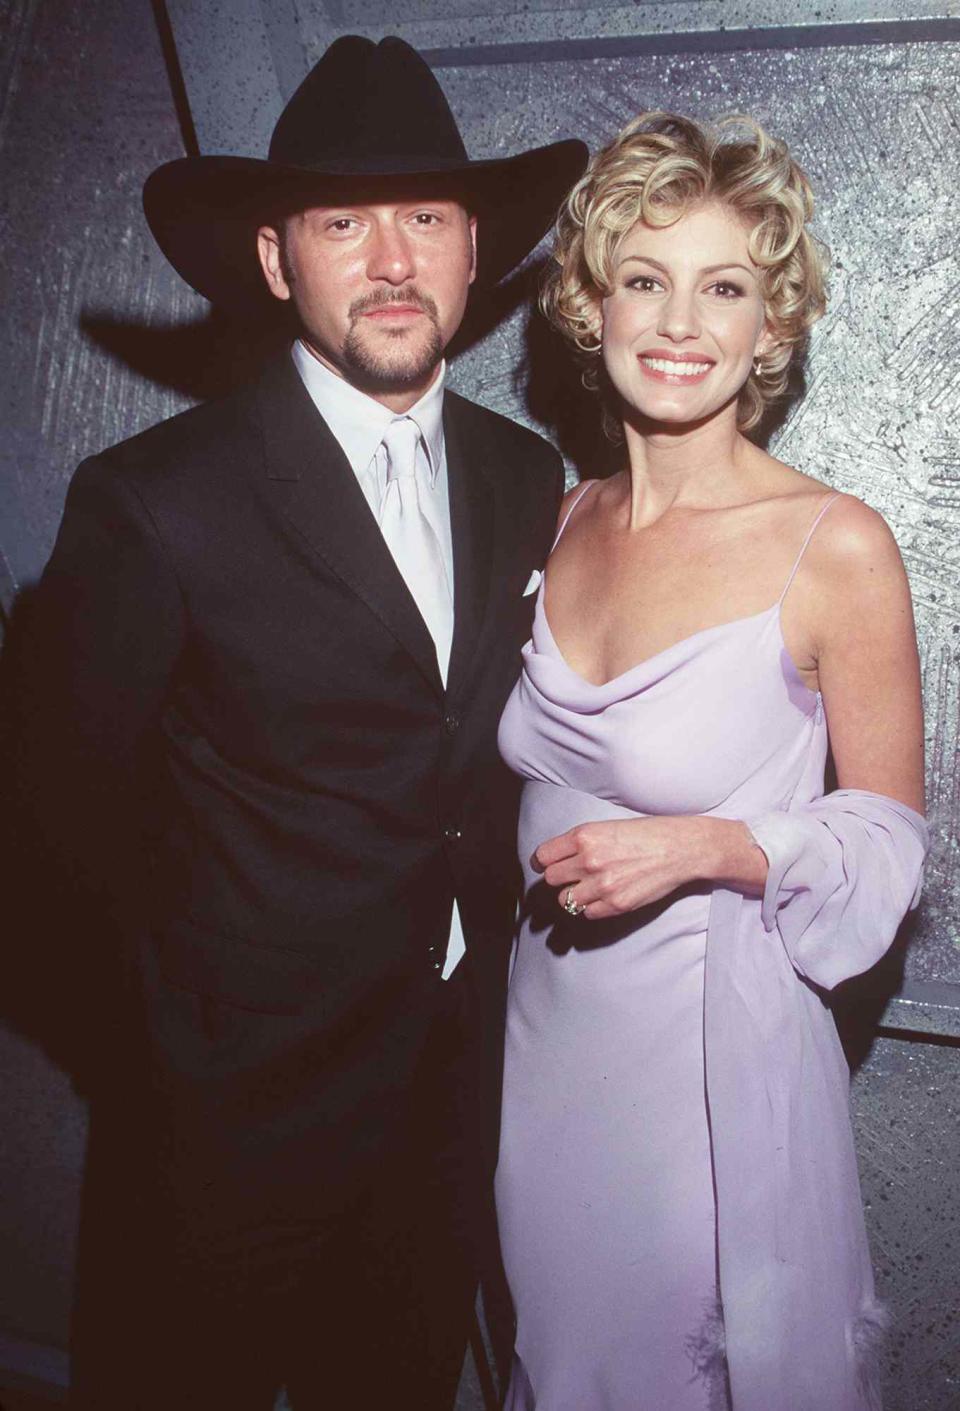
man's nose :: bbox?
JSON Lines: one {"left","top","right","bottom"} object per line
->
{"left": 366, "top": 221, "right": 417, "bottom": 285}
{"left": 656, "top": 287, "right": 700, "bottom": 342}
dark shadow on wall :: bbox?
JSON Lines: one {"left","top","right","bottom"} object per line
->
{"left": 520, "top": 301, "right": 617, "bottom": 480}
{"left": 80, "top": 259, "right": 549, "bottom": 406}
{"left": 1, "top": 587, "right": 115, "bottom": 1087}
{"left": 79, "top": 306, "right": 294, "bottom": 402}
{"left": 0, "top": 587, "right": 160, "bottom": 1405}
{"left": 833, "top": 919, "right": 916, "bottom": 1076}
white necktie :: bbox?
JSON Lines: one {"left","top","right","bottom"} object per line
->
{"left": 378, "top": 417, "right": 453, "bottom": 683}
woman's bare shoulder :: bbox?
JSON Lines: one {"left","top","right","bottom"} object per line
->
{"left": 807, "top": 492, "right": 905, "bottom": 578}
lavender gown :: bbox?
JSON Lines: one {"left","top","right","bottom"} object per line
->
{"left": 495, "top": 484, "right": 847, "bottom": 1411}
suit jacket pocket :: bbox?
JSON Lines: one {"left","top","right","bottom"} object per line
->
{"left": 156, "top": 917, "right": 324, "bottom": 1016}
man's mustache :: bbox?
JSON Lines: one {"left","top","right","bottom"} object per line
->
{"left": 348, "top": 287, "right": 439, "bottom": 322}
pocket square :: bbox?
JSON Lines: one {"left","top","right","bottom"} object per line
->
{"left": 523, "top": 569, "right": 543, "bottom": 597}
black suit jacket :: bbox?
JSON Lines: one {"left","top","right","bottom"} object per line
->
{"left": 17, "top": 352, "right": 562, "bottom": 1203}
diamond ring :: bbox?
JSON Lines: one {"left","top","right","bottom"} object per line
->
{"left": 562, "top": 888, "right": 585, "bottom": 917}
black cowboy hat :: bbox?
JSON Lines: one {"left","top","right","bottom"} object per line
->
{"left": 143, "top": 34, "right": 588, "bottom": 309}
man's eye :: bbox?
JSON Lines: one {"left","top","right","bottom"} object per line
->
{"left": 413, "top": 212, "right": 441, "bottom": 225}
{"left": 328, "top": 218, "right": 357, "bottom": 232}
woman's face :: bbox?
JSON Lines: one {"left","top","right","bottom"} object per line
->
{"left": 599, "top": 200, "right": 769, "bottom": 428}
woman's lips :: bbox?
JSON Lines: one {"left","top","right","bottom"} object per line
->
{"left": 637, "top": 353, "right": 714, "bottom": 384}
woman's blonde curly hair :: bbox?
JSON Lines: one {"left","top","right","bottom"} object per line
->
{"left": 541, "top": 111, "right": 828, "bottom": 435}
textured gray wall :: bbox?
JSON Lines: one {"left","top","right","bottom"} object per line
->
{"left": 851, "top": 1037, "right": 960, "bottom": 1410}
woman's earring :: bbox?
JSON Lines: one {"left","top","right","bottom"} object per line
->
{"left": 753, "top": 355, "right": 763, "bottom": 376}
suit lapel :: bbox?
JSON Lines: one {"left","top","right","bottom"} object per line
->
{"left": 444, "top": 393, "right": 498, "bottom": 705}
{"left": 255, "top": 353, "right": 444, "bottom": 696}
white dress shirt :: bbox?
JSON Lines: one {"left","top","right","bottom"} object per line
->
{"left": 291, "top": 339, "right": 465, "bottom": 978}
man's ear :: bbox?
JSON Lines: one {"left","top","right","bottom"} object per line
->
{"left": 257, "top": 226, "right": 292, "bottom": 302}
{"left": 467, "top": 214, "right": 478, "bottom": 286}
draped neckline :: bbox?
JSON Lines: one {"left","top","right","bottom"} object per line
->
{"left": 533, "top": 584, "right": 819, "bottom": 706}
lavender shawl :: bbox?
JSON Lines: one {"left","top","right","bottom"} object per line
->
{"left": 705, "top": 789, "right": 928, "bottom": 1410}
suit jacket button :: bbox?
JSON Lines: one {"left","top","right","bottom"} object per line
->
{"left": 443, "top": 825, "right": 462, "bottom": 842}
{"left": 443, "top": 711, "right": 461, "bottom": 735}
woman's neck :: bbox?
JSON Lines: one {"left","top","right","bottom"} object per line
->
{"left": 620, "top": 404, "right": 753, "bottom": 529}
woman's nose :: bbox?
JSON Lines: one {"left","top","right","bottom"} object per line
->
{"left": 656, "top": 288, "right": 700, "bottom": 341}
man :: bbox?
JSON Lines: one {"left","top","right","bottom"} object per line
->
{"left": 16, "top": 32, "right": 586, "bottom": 1411}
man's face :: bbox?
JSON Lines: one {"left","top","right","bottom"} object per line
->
{"left": 257, "top": 194, "right": 477, "bottom": 409}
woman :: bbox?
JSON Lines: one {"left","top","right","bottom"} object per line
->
{"left": 495, "top": 113, "right": 927, "bottom": 1411}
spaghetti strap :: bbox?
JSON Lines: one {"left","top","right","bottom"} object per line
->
{"left": 551, "top": 479, "right": 599, "bottom": 550}
{"left": 778, "top": 492, "right": 842, "bottom": 604}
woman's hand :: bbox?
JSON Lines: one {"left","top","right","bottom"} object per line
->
{"left": 534, "top": 815, "right": 767, "bottom": 920}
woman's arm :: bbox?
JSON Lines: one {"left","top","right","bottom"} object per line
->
{"left": 805, "top": 495, "right": 925, "bottom": 812}
{"left": 535, "top": 496, "right": 925, "bottom": 921}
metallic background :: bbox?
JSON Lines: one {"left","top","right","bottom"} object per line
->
{"left": 0, "top": 1, "right": 957, "bottom": 1406}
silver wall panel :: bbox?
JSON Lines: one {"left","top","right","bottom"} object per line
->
{"left": 164, "top": 0, "right": 303, "bottom": 155}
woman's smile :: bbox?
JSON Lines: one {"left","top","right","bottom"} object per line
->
{"left": 637, "top": 349, "right": 715, "bottom": 383}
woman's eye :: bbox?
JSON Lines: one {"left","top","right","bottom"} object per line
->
{"left": 627, "top": 275, "right": 661, "bottom": 293}
{"left": 710, "top": 280, "right": 745, "bottom": 298}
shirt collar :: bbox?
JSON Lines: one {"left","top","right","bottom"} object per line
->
{"left": 291, "top": 340, "right": 446, "bottom": 483}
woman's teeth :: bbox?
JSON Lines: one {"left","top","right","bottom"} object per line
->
{"left": 640, "top": 357, "right": 711, "bottom": 376}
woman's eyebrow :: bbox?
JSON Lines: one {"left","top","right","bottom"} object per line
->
{"left": 701, "top": 262, "right": 756, "bottom": 276}
{"left": 616, "top": 254, "right": 668, "bottom": 270}
{"left": 616, "top": 254, "right": 756, "bottom": 277}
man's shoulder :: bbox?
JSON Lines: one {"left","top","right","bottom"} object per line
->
{"left": 89, "top": 383, "right": 255, "bottom": 489}
{"left": 444, "top": 389, "right": 561, "bottom": 472}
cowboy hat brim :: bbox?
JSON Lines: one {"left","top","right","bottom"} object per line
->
{"left": 143, "top": 140, "right": 588, "bottom": 310}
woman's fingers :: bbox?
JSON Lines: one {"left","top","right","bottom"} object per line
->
{"left": 542, "top": 859, "right": 583, "bottom": 889}
{"left": 533, "top": 824, "right": 597, "bottom": 873}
